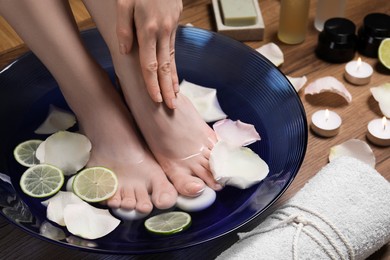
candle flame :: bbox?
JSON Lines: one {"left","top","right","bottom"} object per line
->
{"left": 382, "top": 116, "right": 387, "bottom": 130}
{"left": 356, "top": 57, "right": 362, "bottom": 71}
{"left": 325, "top": 109, "right": 329, "bottom": 122}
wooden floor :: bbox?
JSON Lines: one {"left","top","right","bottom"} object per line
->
{"left": 0, "top": 0, "right": 91, "bottom": 54}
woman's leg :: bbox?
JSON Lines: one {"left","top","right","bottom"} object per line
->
{"left": 82, "top": 0, "right": 222, "bottom": 197}
{"left": 0, "top": 0, "right": 177, "bottom": 212}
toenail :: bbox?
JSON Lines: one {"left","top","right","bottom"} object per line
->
{"left": 185, "top": 182, "right": 205, "bottom": 194}
{"left": 160, "top": 192, "right": 174, "bottom": 204}
{"left": 196, "top": 187, "right": 206, "bottom": 194}
{"left": 214, "top": 183, "right": 223, "bottom": 191}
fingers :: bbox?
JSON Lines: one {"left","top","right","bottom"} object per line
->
{"left": 116, "top": 0, "right": 134, "bottom": 54}
{"left": 117, "top": 0, "right": 182, "bottom": 109}
{"left": 138, "top": 34, "right": 163, "bottom": 104}
{"left": 170, "top": 28, "right": 180, "bottom": 94}
{"left": 138, "top": 23, "right": 178, "bottom": 109}
{"left": 156, "top": 29, "right": 177, "bottom": 109}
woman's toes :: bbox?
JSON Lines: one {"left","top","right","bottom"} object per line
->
{"left": 184, "top": 181, "right": 206, "bottom": 196}
{"left": 152, "top": 189, "right": 177, "bottom": 210}
{"left": 107, "top": 193, "right": 122, "bottom": 208}
{"left": 170, "top": 172, "right": 206, "bottom": 197}
{"left": 135, "top": 187, "right": 153, "bottom": 213}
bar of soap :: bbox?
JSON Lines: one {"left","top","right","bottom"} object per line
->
{"left": 219, "top": 0, "right": 257, "bottom": 26}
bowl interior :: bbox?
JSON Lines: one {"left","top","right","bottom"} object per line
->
{"left": 0, "top": 27, "right": 307, "bottom": 254}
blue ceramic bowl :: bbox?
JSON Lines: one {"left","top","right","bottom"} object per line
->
{"left": 0, "top": 27, "right": 307, "bottom": 254}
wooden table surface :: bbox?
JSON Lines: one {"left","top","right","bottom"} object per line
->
{"left": 1, "top": 0, "right": 389, "bottom": 259}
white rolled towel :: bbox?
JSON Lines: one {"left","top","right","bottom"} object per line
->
{"left": 217, "top": 156, "right": 390, "bottom": 260}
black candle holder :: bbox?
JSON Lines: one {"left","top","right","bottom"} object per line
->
{"left": 316, "top": 18, "right": 357, "bottom": 63}
{"left": 357, "top": 13, "right": 390, "bottom": 58}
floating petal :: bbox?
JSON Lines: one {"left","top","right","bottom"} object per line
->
{"left": 176, "top": 186, "right": 216, "bottom": 212}
{"left": 35, "top": 105, "right": 76, "bottom": 134}
{"left": 36, "top": 131, "right": 91, "bottom": 175}
{"left": 370, "top": 83, "right": 390, "bottom": 117}
{"left": 256, "top": 42, "right": 284, "bottom": 67}
{"left": 111, "top": 208, "right": 150, "bottom": 221}
{"left": 305, "top": 76, "right": 352, "bottom": 103}
{"left": 180, "top": 79, "right": 227, "bottom": 122}
{"left": 287, "top": 75, "right": 307, "bottom": 92}
{"left": 210, "top": 141, "right": 269, "bottom": 189}
{"left": 40, "top": 221, "right": 66, "bottom": 240}
{"left": 66, "top": 236, "right": 98, "bottom": 248}
{"left": 42, "top": 191, "right": 86, "bottom": 226}
{"left": 213, "top": 119, "right": 260, "bottom": 146}
{"left": 63, "top": 203, "right": 120, "bottom": 240}
{"left": 329, "top": 139, "right": 375, "bottom": 168}
{"left": 66, "top": 175, "right": 76, "bottom": 192}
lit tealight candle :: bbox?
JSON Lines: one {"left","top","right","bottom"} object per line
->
{"left": 344, "top": 57, "right": 373, "bottom": 85}
{"left": 311, "top": 109, "right": 342, "bottom": 137}
{"left": 367, "top": 117, "right": 390, "bottom": 146}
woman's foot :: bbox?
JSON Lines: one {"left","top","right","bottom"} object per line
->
{"left": 78, "top": 0, "right": 221, "bottom": 198}
{"left": 77, "top": 72, "right": 177, "bottom": 214}
{"left": 115, "top": 54, "right": 222, "bottom": 197}
{"left": 86, "top": 138, "right": 178, "bottom": 213}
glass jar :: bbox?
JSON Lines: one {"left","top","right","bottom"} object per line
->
{"left": 278, "top": 0, "right": 310, "bottom": 44}
{"left": 314, "top": 0, "right": 346, "bottom": 31}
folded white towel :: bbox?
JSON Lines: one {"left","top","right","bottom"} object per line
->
{"left": 217, "top": 156, "right": 390, "bottom": 260}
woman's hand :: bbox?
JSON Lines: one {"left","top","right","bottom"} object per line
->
{"left": 116, "top": 0, "right": 183, "bottom": 109}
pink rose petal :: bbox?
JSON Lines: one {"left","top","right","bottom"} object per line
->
{"left": 213, "top": 119, "right": 260, "bottom": 146}
{"left": 304, "top": 76, "right": 352, "bottom": 103}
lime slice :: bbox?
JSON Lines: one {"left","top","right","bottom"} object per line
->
{"left": 72, "top": 167, "right": 118, "bottom": 203}
{"left": 144, "top": 211, "right": 192, "bottom": 235}
{"left": 14, "top": 140, "right": 43, "bottom": 167}
{"left": 378, "top": 38, "right": 390, "bottom": 69}
{"left": 20, "top": 164, "right": 64, "bottom": 198}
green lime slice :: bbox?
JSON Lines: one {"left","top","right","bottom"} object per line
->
{"left": 144, "top": 211, "right": 192, "bottom": 235}
{"left": 20, "top": 164, "right": 64, "bottom": 198}
{"left": 13, "top": 139, "right": 43, "bottom": 167}
{"left": 378, "top": 38, "right": 390, "bottom": 70}
{"left": 72, "top": 166, "right": 118, "bottom": 203}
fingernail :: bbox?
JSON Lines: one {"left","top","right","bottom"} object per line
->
{"left": 171, "top": 98, "right": 177, "bottom": 109}
{"left": 119, "top": 43, "right": 127, "bottom": 54}
{"left": 174, "top": 83, "right": 180, "bottom": 93}
{"left": 155, "top": 92, "right": 163, "bottom": 102}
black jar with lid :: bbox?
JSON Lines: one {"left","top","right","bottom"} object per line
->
{"left": 358, "top": 13, "right": 390, "bottom": 57}
{"left": 316, "top": 18, "right": 357, "bottom": 63}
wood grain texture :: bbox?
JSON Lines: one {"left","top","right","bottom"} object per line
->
{"left": 0, "top": 0, "right": 389, "bottom": 259}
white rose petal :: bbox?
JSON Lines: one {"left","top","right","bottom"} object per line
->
{"left": 36, "top": 131, "right": 91, "bottom": 175}
{"left": 42, "top": 191, "right": 86, "bottom": 226}
{"left": 213, "top": 119, "right": 260, "bottom": 146}
{"left": 329, "top": 139, "right": 376, "bottom": 168}
{"left": 210, "top": 141, "right": 269, "bottom": 189}
{"left": 370, "top": 83, "right": 390, "bottom": 117}
{"left": 180, "top": 79, "right": 227, "bottom": 122}
{"left": 64, "top": 203, "right": 120, "bottom": 240}
{"left": 35, "top": 105, "right": 76, "bottom": 134}
{"left": 305, "top": 76, "right": 352, "bottom": 103}
{"left": 256, "top": 42, "right": 284, "bottom": 67}
{"left": 287, "top": 75, "right": 307, "bottom": 92}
